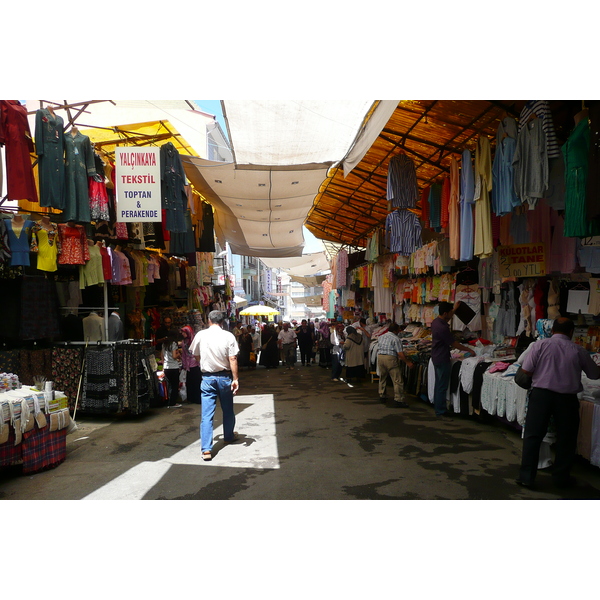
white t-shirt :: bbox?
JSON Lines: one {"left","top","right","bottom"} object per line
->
{"left": 163, "top": 341, "right": 182, "bottom": 370}
{"left": 189, "top": 325, "right": 239, "bottom": 373}
{"left": 278, "top": 329, "right": 297, "bottom": 344}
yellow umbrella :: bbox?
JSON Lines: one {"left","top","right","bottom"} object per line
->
{"left": 239, "top": 305, "right": 280, "bottom": 316}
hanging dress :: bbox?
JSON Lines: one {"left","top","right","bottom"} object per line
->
{"left": 563, "top": 117, "right": 600, "bottom": 238}
{"left": 0, "top": 101, "right": 38, "bottom": 203}
{"left": 34, "top": 108, "right": 65, "bottom": 209}
{"left": 459, "top": 149, "right": 475, "bottom": 262}
{"left": 63, "top": 131, "right": 96, "bottom": 222}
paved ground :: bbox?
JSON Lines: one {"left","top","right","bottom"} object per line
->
{"left": 2, "top": 361, "right": 600, "bottom": 500}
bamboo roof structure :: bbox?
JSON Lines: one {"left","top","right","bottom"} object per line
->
{"left": 305, "top": 99, "right": 581, "bottom": 251}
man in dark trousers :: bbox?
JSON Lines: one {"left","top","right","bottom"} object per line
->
{"left": 516, "top": 317, "right": 600, "bottom": 489}
{"left": 431, "top": 301, "right": 473, "bottom": 418}
{"left": 295, "top": 319, "right": 315, "bottom": 367}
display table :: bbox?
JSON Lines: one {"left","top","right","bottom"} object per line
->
{"left": 0, "top": 387, "right": 70, "bottom": 474}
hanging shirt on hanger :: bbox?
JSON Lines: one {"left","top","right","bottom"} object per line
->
{"left": 459, "top": 149, "right": 475, "bottom": 262}
{"left": 386, "top": 153, "right": 418, "bottom": 209}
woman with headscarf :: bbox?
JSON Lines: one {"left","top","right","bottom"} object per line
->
{"left": 343, "top": 326, "right": 366, "bottom": 383}
{"left": 180, "top": 325, "right": 202, "bottom": 404}
{"left": 316, "top": 320, "right": 332, "bottom": 368}
{"left": 259, "top": 323, "right": 279, "bottom": 368}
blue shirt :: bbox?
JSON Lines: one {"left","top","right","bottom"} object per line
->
{"left": 459, "top": 149, "right": 475, "bottom": 261}
{"left": 377, "top": 331, "right": 403, "bottom": 356}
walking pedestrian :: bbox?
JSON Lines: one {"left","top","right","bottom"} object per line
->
{"left": 180, "top": 325, "right": 202, "bottom": 404}
{"left": 343, "top": 326, "right": 366, "bottom": 383}
{"left": 278, "top": 322, "right": 298, "bottom": 370}
{"left": 162, "top": 330, "right": 183, "bottom": 408}
{"left": 330, "top": 322, "right": 346, "bottom": 381}
{"left": 295, "top": 319, "right": 314, "bottom": 366}
{"left": 189, "top": 310, "right": 240, "bottom": 462}
{"left": 376, "top": 322, "right": 414, "bottom": 408}
{"left": 259, "top": 323, "right": 279, "bottom": 368}
{"left": 516, "top": 317, "right": 600, "bottom": 489}
{"left": 316, "top": 320, "right": 332, "bottom": 368}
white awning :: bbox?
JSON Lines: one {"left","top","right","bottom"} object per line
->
{"left": 181, "top": 156, "right": 328, "bottom": 257}
{"left": 260, "top": 252, "right": 330, "bottom": 276}
{"left": 232, "top": 295, "right": 248, "bottom": 308}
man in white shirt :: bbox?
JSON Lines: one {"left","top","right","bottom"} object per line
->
{"left": 189, "top": 310, "right": 240, "bottom": 461}
{"left": 278, "top": 322, "right": 298, "bottom": 370}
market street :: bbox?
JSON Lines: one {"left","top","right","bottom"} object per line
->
{"left": 2, "top": 363, "right": 600, "bottom": 501}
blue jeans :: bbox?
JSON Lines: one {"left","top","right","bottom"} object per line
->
{"left": 200, "top": 373, "right": 236, "bottom": 452}
{"left": 433, "top": 362, "right": 452, "bottom": 416}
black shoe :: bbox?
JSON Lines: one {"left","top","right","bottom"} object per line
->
{"left": 554, "top": 476, "right": 577, "bottom": 489}
{"left": 436, "top": 412, "right": 453, "bottom": 419}
{"left": 515, "top": 478, "right": 536, "bottom": 490}
{"left": 379, "top": 395, "right": 388, "bottom": 403}
{"left": 389, "top": 400, "right": 409, "bottom": 408}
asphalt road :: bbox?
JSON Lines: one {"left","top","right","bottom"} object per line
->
{"left": 3, "top": 361, "right": 600, "bottom": 501}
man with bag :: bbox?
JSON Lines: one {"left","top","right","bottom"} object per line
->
{"left": 516, "top": 317, "right": 600, "bottom": 489}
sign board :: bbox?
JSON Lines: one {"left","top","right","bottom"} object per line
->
{"left": 498, "top": 243, "right": 546, "bottom": 278}
{"left": 115, "top": 147, "right": 161, "bottom": 222}
{"left": 581, "top": 236, "right": 600, "bottom": 247}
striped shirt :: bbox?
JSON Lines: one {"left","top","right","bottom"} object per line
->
{"left": 385, "top": 209, "right": 422, "bottom": 255}
{"left": 377, "top": 331, "right": 404, "bottom": 356}
{"left": 387, "top": 153, "right": 419, "bottom": 208}
{"left": 518, "top": 100, "right": 561, "bottom": 159}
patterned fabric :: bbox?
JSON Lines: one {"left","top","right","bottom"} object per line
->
{"left": 52, "top": 347, "right": 84, "bottom": 410}
{"left": 0, "top": 350, "right": 20, "bottom": 374}
{"left": 57, "top": 223, "right": 90, "bottom": 265}
{"left": 81, "top": 348, "right": 119, "bottom": 413}
{"left": 18, "top": 349, "right": 53, "bottom": 386}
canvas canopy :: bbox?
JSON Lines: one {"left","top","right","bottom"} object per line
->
{"left": 259, "top": 252, "right": 330, "bottom": 277}
{"left": 181, "top": 100, "right": 377, "bottom": 257}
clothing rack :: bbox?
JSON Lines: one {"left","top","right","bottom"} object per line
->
{"left": 56, "top": 339, "right": 152, "bottom": 346}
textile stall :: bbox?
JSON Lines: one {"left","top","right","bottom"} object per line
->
{"left": 322, "top": 101, "right": 600, "bottom": 470}
{"left": 0, "top": 384, "right": 71, "bottom": 473}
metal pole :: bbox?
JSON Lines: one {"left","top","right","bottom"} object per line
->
{"left": 103, "top": 282, "right": 109, "bottom": 341}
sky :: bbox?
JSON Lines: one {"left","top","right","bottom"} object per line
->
{"left": 195, "top": 100, "right": 228, "bottom": 138}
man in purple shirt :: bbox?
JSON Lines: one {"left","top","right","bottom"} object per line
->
{"left": 517, "top": 317, "right": 600, "bottom": 489}
{"left": 431, "top": 301, "right": 473, "bottom": 418}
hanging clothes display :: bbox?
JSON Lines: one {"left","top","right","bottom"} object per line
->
{"left": 448, "top": 157, "right": 461, "bottom": 260}
{"left": 586, "top": 103, "right": 600, "bottom": 221}
{"left": 0, "top": 101, "right": 38, "bottom": 203}
{"left": 513, "top": 117, "right": 549, "bottom": 209}
{"left": 62, "top": 130, "right": 97, "bottom": 222}
{"left": 563, "top": 116, "right": 600, "bottom": 238}
{"left": 4, "top": 217, "right": 34, "bottom": 267}
{"left": 57, "top": 223, "right": 90, "bottom": 265}
{"left": 386, "top": 153, "right": 418, "bottom": 208}
{"left": 385, "top": 209, "right": 422, "bottom": 256}
{"left": 160, "top": 142, "right": 188, "bottom": 233}
{"left": 473, "top": 135, "right": 493, "bottom": 258}
{"left": 492, "top": 117, "right": 519, "bottom": 216}
{"left": 30, "top": 220, "right": 60, "bottom": 272}
{"left": 34, "top": 107, "right": 65, "bottom": 209}
{"left": 518, "top": 101, "right": 561, "bottom": 159}
{"left": 459, "top": 149, "right": 475, "bottom": 262}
